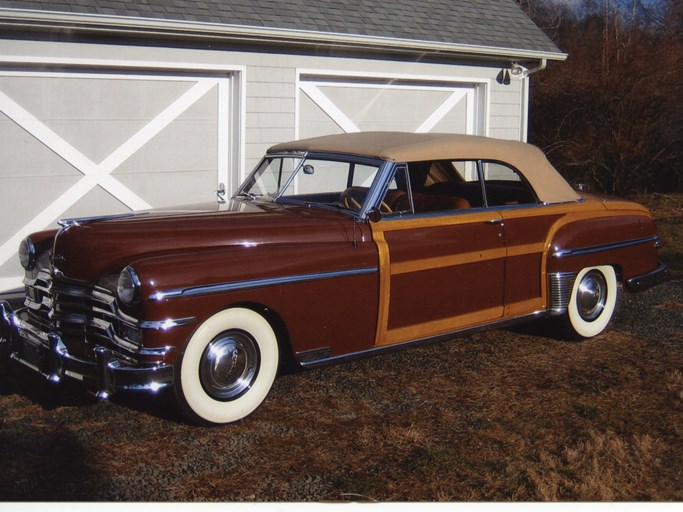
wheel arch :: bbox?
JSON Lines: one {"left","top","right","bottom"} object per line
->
{"left": 221, "top": 301, "right": 300, "bottom": 373}
{"left": 611, "top": 263, "right": 625, "bottom": 284}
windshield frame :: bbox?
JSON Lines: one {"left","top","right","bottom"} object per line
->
{"left": 235, "top": 150, "right": 392, "bottom": 219}
{"left": 235, "top": 151, "right": 306, "bottom": 201}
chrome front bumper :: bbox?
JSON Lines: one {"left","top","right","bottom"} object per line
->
{"left": 0, "top": 300, "right": 174, "bottom": 399}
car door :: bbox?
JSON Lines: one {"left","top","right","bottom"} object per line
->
{"left": 478, "top": 161, "right": 565, "bottom": 317}
{"left": 370, "top": 162, "right": 506, "bottom": 347}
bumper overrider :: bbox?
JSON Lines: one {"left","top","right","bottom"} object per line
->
{"left": 0, "top": 300, "right": 174, "bottom": 399}
{"left": 624, "top": 263, "right": 669, "bottom": 292}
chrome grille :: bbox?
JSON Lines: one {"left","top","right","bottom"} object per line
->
{"left": 24, "top": 270, "right": 53, "bottom": 332}
{"left": 23, "top": 270, "right": 141, "bottom": 359}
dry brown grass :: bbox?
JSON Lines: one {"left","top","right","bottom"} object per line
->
{"left": 528, "top": 430, "right": 665, "bottom": 501}
{"left": 3, "top": 304, "right": 682, "bottom": 501}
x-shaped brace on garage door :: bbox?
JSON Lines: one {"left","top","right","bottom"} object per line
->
{"left": 0, "top": 79, "right": 219, "bottom": 272}
{"left": 299, "top": 82, "right": 473, "bottom": 134}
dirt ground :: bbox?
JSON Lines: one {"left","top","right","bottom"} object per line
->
{"left": 0, "top": 206, "right": 681, "bottom": 502}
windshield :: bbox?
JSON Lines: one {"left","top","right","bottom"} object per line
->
{"left": 238, "top": 154, "right": 382, "bottom": 213}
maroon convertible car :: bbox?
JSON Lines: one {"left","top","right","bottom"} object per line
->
{"left": 0, "top": 132, "right": 667, "bottom": 425}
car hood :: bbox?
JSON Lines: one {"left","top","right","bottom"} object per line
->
{"left": 51, "top": 199, "right": 358, "bottom": 283}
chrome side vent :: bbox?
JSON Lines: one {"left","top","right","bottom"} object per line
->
{"left": 548, "top": 272, "right": 578, "bottom": 316}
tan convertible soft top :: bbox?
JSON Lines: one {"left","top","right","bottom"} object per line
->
{"left": 268, "top": 132, "right": 580, "bottom": 204}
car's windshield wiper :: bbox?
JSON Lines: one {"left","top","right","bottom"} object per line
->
{"left": 277, "top": 197, "right": 358, "bottom": 214}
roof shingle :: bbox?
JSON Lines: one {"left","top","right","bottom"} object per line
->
{"left": 0, "top": 0, "right": 563, "bottom": 55}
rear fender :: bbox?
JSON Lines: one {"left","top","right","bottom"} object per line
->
{"left": 547, "top": 215, "right": 661, "bottom": 281}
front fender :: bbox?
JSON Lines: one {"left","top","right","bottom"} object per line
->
{"left": 127, "top": 239, "right": 380, "bottom": 360}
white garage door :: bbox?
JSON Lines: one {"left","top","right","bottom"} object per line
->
{"left": 0, "top": 69, "right": 233, "bottom": 291}
{"left": 298, "top": 73, "right": 483, "bottom": 139}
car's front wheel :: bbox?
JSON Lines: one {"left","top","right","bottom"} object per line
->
{"left": 175, "top": 307, "right": 279, "bottom": 425}
{"left": 562, "top": 265, "right": 618, "bottom": 339}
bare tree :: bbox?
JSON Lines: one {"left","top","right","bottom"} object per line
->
{"left": 525, "top": 0, "right": 683, "bottom": 194}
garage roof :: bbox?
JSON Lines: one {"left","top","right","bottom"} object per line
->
{"left": 0, "top": 0, "right": 565, "bottom": 60}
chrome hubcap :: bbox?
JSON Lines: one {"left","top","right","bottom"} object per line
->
{"left": 200, "top": 330, "right": 259, "bottom": 401}
{"left": 576, "top": 270, "right": 607, "bottom": 322}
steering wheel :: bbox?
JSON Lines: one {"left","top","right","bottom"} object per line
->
{"left": 340, "top": 187, "right": 392, "bottom": 213}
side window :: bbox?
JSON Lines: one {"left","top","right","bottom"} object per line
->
{"left": 337, "top": 163, "right": 383, "bottom": 212}
{"left": 352, "top": 164, "right": 379, "bottom": 187}
{"left": 481, "top": 161, "right": 538, "bottom": 206}
{"left": 408, "top": 160, "right": 482, "bottom": 213}
{"left": 451, "top": 161, "right": 479, "bottom": 183}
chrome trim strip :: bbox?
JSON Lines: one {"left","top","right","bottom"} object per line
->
{"left": 58, "top": 211, "right": 149, "bottom": 227}
{"left": 552, "top": 236, "right": 660, "bottom": 258}
{"left": 151, "top": 267, "right": 378, "bottom": 301}
{"left": 139, "top": 317, "right": 197, "bottom": 330}
{"left": 376, "top": 199, "right": 581, "bottom": 223}
{"left": 137, "top": 346, "right": 176, "bottom": 357}
{"left": 0, "top": 300, "right": 13, "bottom": 344}
{"left": 296, "top": 347, "right": 333, "bottom": 364}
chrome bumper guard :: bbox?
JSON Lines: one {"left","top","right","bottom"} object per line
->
{"left": 625, "top": 263, "right": 668, "bottom": 292}
{"left": 0, "top": 300, "right": 174, "bottom": 399}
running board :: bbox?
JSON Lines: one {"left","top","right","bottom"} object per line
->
{"left": 297, "top": 310, "right": 547, "bottom": 369}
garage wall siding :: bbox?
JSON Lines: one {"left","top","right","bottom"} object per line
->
{"left": 489, "top": 85, "right": 526, "bottom": 141}
{"left": 245, "top": 64, "right": 297, "bottom": 179}
{"left": 0, "top": 39, "right": 528, "bottom": 291}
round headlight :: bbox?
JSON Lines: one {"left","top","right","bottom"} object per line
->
{"left": 117, "top": 266, "right": 141, "bottom": 307}
{"left": 19, "top": 237, "right": 36, "bottom": 271}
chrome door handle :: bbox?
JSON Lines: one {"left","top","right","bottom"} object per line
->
{"left": 485, "top": 218, "right": 504, "bottom": 225}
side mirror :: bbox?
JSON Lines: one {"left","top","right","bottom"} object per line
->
{"left": 366, "top": 207, "right": 382, "bottom": 223}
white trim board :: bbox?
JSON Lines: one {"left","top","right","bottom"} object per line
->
{"left": 0, "top": 8, "right": 568, "bottom": 62}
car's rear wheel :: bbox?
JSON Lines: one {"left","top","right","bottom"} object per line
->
{"left": 175, "top": 307, "right": 279, "bottom": 425}
{"left": 562, "top": 265, "right": 618, "bottom": 338}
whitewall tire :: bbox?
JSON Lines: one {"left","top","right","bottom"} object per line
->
{"left": 175, "top": 307, "right": 279, "bottom": 425}
{"left": 565, "top": 265, "right": 618, "bottom": 338}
